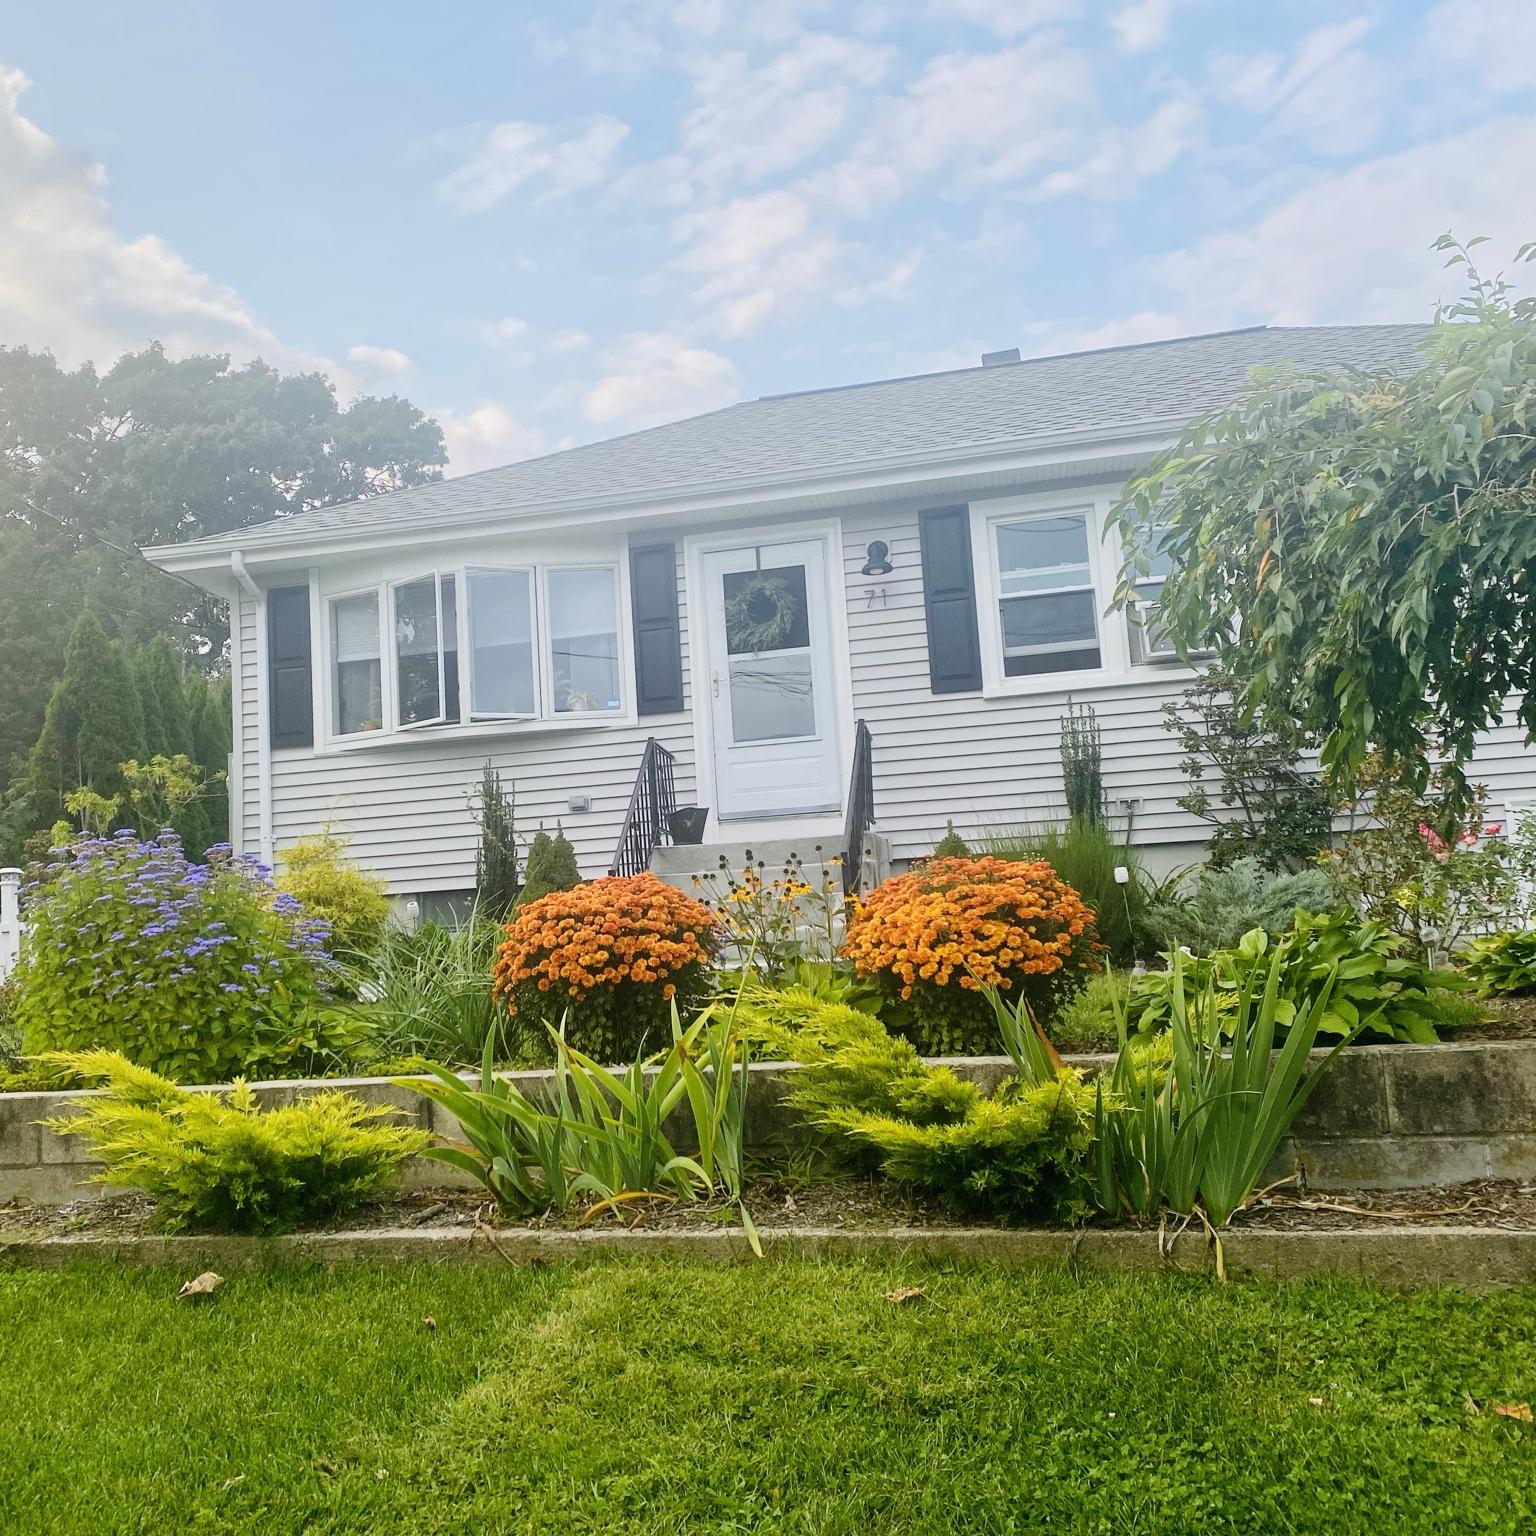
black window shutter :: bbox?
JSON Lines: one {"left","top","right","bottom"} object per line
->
{"left": 267, "top": 585, "right": 314, "bottom": 749}
{"left": 918, "top": 506, "right": 983, "bottom": 693}
{"left": 629, "top": 541, "right": 684, "bottom": 715}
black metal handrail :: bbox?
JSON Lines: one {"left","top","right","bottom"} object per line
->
{"left": 841, "top": 718, "right": 874, "bottom": 896}
{"left": 610, "top": 737, "right": 678, "bottom": 877}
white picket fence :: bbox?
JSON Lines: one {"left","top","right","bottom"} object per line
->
{"left": 0, "top": 868, "right": 21, "bottom": 984}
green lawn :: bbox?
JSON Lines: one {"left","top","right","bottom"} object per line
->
{"left": 2, "top": 1259, "right": 1533, "bottom": 1534}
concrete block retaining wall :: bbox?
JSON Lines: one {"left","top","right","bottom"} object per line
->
{"left": 3, "top": 1040, "right": 1534, "bottom": 1206}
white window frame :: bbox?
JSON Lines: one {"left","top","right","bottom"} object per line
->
{"left": 1126, "top": 522, "right": 1181, "bottom": 666}
{"left": 463, "top": 564, "right": 540, "bottom": 722}
{"left": 325, "top": 584, "right": 386, "bottom": 738}
{"left": 974, "top": 498, "right": 1114, "bottom": 693}
{"left": 316, "top": 553, "right": 634, "bottom": 750}
{"left": 541, "top": 563, "right": 625, "bottom": 719}
{"left": 390, "top": 571, "right": 458, "bottom": 731}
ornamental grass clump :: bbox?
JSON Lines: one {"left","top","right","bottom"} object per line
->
{"left": 841, "top": 855, "right": 1101, "bottom": 1054}
{"left": 15, "top": 831, "right": 342, "bottom": 1083}
{"left": 492, "top": 872, "right": 720, "bottom": 1062}
{"left": 42, "top": 1049, "right": 428, "bottom": 1234}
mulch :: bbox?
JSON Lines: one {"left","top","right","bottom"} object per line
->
{"left": 8, "top": 1174, "right": 1536, "bottom": 1243}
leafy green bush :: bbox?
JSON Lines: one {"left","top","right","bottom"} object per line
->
{"left": 982, "top": 819, "right": 1150, "bottom": 967}
{"left": 736, "top": 986, "right": 1097, "bottom": 1224}
{"left": 344, "top": 916, "right": 507, "bottom": 1067}
{"left": 1093, "top": 948, "right": 1351, "bottom": 1230}
{"left": 15, "top": 831, "right": 342, "bottom": 1083}
{"left": 1143, "top": 857, "right": 1337, "bottom": 953}
{"left": 1129, "top": 910, "right": 1457, "bottom": 1044}
{"left": 275, "top": 830, "right": 391, "bottom": 957}
{"left": 1042, "top": 970, "right": 1124, "bottom": 1054}
{"left": 42, "top": 1050, "right": 428, "bottom": 1233}
{"left": 473, "top": 765, "right": 520, "bottom": 919}
{"left": 518, "top": 826, "right": 581, "bottom": 906}
{"left": 1463, "top": 929, "right": 1536, "bottom": 996}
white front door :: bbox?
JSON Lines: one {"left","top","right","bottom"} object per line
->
{"left": 699, "top": 534, "right": 843, "bottom": 821}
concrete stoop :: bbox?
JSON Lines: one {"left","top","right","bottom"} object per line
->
{"left": 649, "top": 831, "right": 893, "bottom": 899}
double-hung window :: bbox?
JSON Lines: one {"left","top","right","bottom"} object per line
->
{"left": 546, "top": 567, "right": 621, "bottom": 714}
{"left": 992, "top": 511, "right": 1102, "bottom": 677}
{"left": 330, "top": 591, "right": 383, "bottom": 734}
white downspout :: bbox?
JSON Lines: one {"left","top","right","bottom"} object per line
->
{"left": 230, "top": 551, "right": 275, "bottom": 871}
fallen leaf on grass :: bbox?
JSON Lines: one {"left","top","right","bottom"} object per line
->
{"left": 177, "top": 1271, "right": 222, "bottom": 1299}
{"left": 884, "top": 1286, "right": 927, "bottom": 1305}
{"left": 422, "top": 1315, "right": 437, "bottom": 1331}
{"left": 1307, "top": 1397, "right": 1328, "bottom": 1408}
{"left": 1493, "top": 1402, "right": 1533, "bottom": 1423}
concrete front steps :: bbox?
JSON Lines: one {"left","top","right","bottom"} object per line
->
{"left": 649, "top": 831, "right": 893, "bottom": 900}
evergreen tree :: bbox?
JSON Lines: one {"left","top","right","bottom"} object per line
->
{"left": 473, "top": 765, "right": 519, "bottom": 917}
{"left": 135, "top": 636, "right": 191, "bottom": 759}
{"left": 519, "top": 826, "right": 581, "bottom": 906}
{"left": 28, "top": 611, "right": 144, "bottom": 830}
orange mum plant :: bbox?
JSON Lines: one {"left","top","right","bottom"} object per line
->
{"left": 841, "top": 855, "right": 1101, "bottom": 1055}
{"left": 492, "top": 873, "right": 721, "bottom": 1062}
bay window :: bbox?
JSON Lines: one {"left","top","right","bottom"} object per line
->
{"left": 325, "top": 559, "right": 625, "bottom": 741}
{"left": 992, "top": 512, "right": 1101, "bottom": 676}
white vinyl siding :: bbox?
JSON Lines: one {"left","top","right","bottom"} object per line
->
{"left": 840, "top": 499, "right": 1536, "bottom": 866}
{"left": 232, "top": 591, "right": 262, "bottom": 857}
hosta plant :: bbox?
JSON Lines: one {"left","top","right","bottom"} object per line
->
{"left": 1463, "top": 929, "right": 1536, "bottom": 997}
{"left": 42, "top": 1050, "right": 427, "bottom": 1234}
{"left": 1129, "top": 910, "right": 1457, "bottom": 1044}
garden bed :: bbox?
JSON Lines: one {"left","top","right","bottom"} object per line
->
{"left": 6, "top": 1176, "right": 1536, "bottom": 1289}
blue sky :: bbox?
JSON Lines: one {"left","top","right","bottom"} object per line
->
{"left": 2, "top": 0, "right": 1533, "bottom": 473}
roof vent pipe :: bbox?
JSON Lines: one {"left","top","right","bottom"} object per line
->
{"left": 981, "top": 348, "right": 1021, "bottom": 367}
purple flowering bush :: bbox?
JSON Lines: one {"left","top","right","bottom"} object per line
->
{"left": 14, "top": 831, "right": 346, "bottom": 1083}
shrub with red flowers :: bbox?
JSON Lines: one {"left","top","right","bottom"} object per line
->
{"left": 491, "top": 873, "right": 721, "bottom": 1062}
{"left": 841, "top": 855, "right": 1101, "bottom": 1055}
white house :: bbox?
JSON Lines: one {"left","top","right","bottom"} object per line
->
{"left": 144, "top": 325, "right": 1536, "bottom": 909}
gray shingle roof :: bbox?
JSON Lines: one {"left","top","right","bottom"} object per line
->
{"left": 149, "top": 323, "right": 1429, "bottom": 560}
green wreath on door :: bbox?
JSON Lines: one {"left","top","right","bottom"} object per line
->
{"left": 725, "top": 572, "right": 800, "bottom": 652}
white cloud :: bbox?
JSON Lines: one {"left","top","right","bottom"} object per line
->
{"left": 1423, "top": 0, "right": 1536, "bottom": 93}
{"left": 485, "top": 316, "right": 528, "bottom": 344}
{"left": 678, "top": 33, "right": 891, "bottom": 186}
{"left": 434, "top": 402, "right": 548, "bottom": 476}
{"left": 1035, "top": 95, "right": 1202, "bottom": 198}
{"left": 1151, "top": 116, "right": 1536, "bottom": 327}
{"left": 346, "top": 343, "right": 412, "bottom": 377}
{"left": 671, "top": 188, "right": 848, "bottom": 335}
{"left": 582, "top": 332, "right": 740, "bottom": 429}
{"left": 930, "top": 1, "right": 1078, "bottom": 38}
{"left": 1213, "top": 18, "right": 1384, "bottom": 154}
{"left": 550, "top": 329, "right": 591, "bottom": 353}
{"left": 0, "top": 65, "right": 334, "bottom": 379}
{"left": 808, "top": 37, "right": 1096, "bottom": 216}
{"left": 1110, "top": 0, "right": 1177, "bottom": 54}
{"left": 437, "top": 115, "right": 628, "bottom": 213}
{"left": 837, "top": 249, "right": 923, "bottom": 305}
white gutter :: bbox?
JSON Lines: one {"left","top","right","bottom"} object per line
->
{"left": 229, "top": 552, "right": 275, "bottom": 871}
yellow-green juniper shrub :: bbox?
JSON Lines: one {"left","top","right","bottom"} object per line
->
{"left": 42, "top": 1049, "right": 428, "bottom": 1234}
